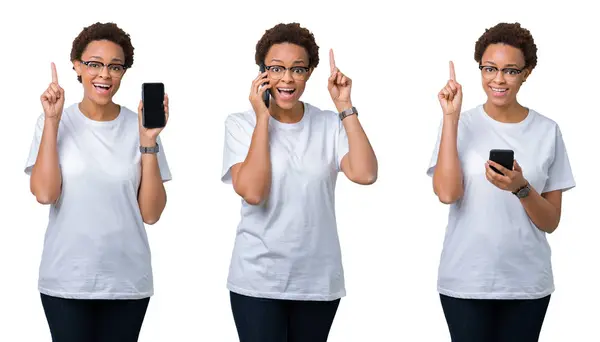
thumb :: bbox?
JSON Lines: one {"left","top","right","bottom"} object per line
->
{"left": 455, "top": 83, "right": 463, "bottom": 99}
{"left": 514, "top": 159, "right": 522, "bottom": 172}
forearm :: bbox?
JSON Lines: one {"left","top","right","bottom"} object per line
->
{"left": 520, "top": 187, "right": 560, "bottom": 233}
{"left": 137, "top": 152, "right": 166, "bottom": 225}
{"left": 433, "top": 117, "right": 464, "bottom": 203}
{"left": 340, "top": 114, "right": 377, "bottom": 184}
{"left": 233, "top": 116, "right": 271, "bottom": 204}
{"left": 30, "top": 120, "right": 62, "bottom": 204}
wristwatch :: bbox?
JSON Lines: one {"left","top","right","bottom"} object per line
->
{"left": 140, "top": 143, "right": 160, "bottom": 154}
{"left": 513, "top": 182, "right": 531, "bottom": 199}
{"left": 339, "top": 106, "right": 358, "bottom": 121}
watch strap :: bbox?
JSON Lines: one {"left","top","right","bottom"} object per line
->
{"left": 140, "top": 143, "right": 160, "bottom": 154}
{"left": 339, "top": 106, "right": 358, "bottom": 121}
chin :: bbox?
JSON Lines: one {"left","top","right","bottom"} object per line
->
{"left": 487, "top": 97, "right": 512, "bottom": 108}
{"left": 274, "top": 99, "right": 297, "bottom": 110}
{"left": 87, "top": 94, "right": 113, "bottom": 106}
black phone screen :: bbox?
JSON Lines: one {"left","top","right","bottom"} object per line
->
{"left": 489, "top": 149, "right": 514, "bottom": 175}
{"left": 142, "top": 83, "right": 165, "bottom": 129}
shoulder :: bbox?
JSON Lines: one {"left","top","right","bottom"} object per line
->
{"left": 33, "top": 103, "right": 79, "bottom": 129}
{"left": 457, "top": 105, "right": 482, "bottom": 127}
{"left": 107, "top": 105, "right": 140, "bottom": 131}
{"left": 33, "top": 112, "right": 45, "bottom": 128}
{"left": 528, "top": 108, "right": 561, "bottom": 132}
{"left": 119, "top": 105, "right": 139, "bottom": 122}
{"left": 224, "top": 109, "right": 256, "bottom": 133}
{"left": 304, "top": 103, "right": 339, "bottom": 125}
{"left": 55, "top": 103, "right": 79, "bottom": 121}
{"left": 120, "top": 105, "right": 138, "bottom": 116}
{"left": 306, "top": 102, "right": 337, "bottom": 118}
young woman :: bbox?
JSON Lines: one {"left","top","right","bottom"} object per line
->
{"left": 220, "top": 22, "right": 377, "bottom": 342}
{"left": 427, "top": 22, "right": 575, "bottom": 342}
{"left": 24, "top": 22, "right": 171, "bottom": 342}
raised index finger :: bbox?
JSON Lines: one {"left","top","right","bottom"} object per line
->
{"left": 449, "top": 61, "right": 456, "bottom": 81}
{"left": 329, "top": 49, "right": 336, "bottom": 73}
{"left": 51, "top": 62, "right": 58, "bottom": 84}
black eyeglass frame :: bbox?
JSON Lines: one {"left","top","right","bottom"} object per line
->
{"left": 264, "top": 65, "right": 311, "bottom": 79}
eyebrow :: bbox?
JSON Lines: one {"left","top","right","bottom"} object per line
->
{"left": 270, "top": 58, "right": 307, "bottom": 65}
{"left": 482, "top": 61, "right": 521, "bottom": 68}
{"left": 88, "top": 56, "right": 124, "bottom": 63}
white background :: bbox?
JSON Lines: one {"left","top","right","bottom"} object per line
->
{"left": 1, "top": 0, "right": 597, "bottom": 340}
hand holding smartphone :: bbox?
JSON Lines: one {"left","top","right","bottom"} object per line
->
{"left": 489, "top": 149, "right": 514, "bottom": 175}
{"left": 142, "top": 83, "right": 166, "bottom": 129}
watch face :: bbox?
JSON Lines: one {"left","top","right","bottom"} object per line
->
{"left": 518, "top": 187, "right": 530, "bottom": 198}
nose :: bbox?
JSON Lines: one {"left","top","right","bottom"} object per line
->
{"left": 493, "top": 70, "right": 506, "bottom": 83}
{"left": 281, "top": 69, "right": 294, "bottom": 83}
{"left": 99, "top": 65, "right": 111, "bottom": 78}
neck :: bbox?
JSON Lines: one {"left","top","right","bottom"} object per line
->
{"left": 79, "top": 97, "right": 120, "bottom": 121}
{"left": 483, "top": 100, "right": 527, "bottom": 123}
{"left": 270, "top": 101, "right": 304, "bottom": 123}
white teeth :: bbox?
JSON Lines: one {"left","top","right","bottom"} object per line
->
{"left": 491, "top": 87, "right": 507, "bottom": 92}
{"left": 94, "top": 84, "right": 110, "bottom": 89}
{"left": 278, "top": 88, "right": 294, "bottom": 91}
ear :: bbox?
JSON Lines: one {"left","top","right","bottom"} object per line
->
{"left": 522, "top": 67, "right": 532, "bottom": 82}
{"left": 73, "top": 60, "right": 82, "bottom": 76}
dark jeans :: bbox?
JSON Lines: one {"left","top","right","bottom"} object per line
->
{"left": 40, "top": 293, "right": 150, "bottom": 342}
{"left": 440, "top": 294, "right": 551, "bottom": 342}
{"left": 230, "top": 291, "right": 340, "bottom": 342}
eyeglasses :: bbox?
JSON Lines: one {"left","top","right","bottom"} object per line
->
{"left": 479, "top": 65, "right": 525, "bottom": 81}
{"left": 81, "top": 60, "right": 127, "bottom": 78}
{"left": 265, "top": 65, "right": 310, "bottom": 81}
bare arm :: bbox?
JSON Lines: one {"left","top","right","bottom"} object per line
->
{"left": 520, "top": 189, "right": 562, "bottom": 233}
{"left": 230, "top": 115, "right": 271, "bottom": 205}
{"left": 432, "top": 61, "right": 464, "bottom": 204}
{"left": 339, "top": 112, "right": 377, "bottom": 185}
{"left": 31, "top": 63, "right": 64, "bottom": 204}
{"left": 327, "top": 49, "right": 377, "bottom": 185}
{"left": 136, "top": 95, "right": 171, "bottom": 224}
{"left": 30, "top": 119, "right": 62, "bottom": 204}
{"left": 432, "top": 116, "right": 463, "bottom": 203}
{"left": 137, "top": 151, "right": 167, "bottom": 225}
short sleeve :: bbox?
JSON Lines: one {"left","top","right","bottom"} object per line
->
{"left": 221, "top": 115, "right": 252, "bottom": 184}
{"left": 542, "top": 125, "right": 575, "bottom": 193}
{"left": 426, "top": 118, "right": 465, "bottom": 178}
{"left": 156, "top": 135, "right": 172, "bottom": 182}
{"left": 24, "top": 114, "right": 45, "bottom": 176}
{"left": 426, "top": 119, "right": 444, "bottom": 178}
{"left": 336, "top": 119, "right": 349, "bottom": 172}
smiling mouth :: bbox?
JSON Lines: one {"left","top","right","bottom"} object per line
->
{"left": 490, "top": 87, "right": 507, "bottom": 93}
{"left": 277, "top": 88, "right": 296, "bottom": 95}
{"left": 94, "top": 83, "right": 112, "bottom": 91}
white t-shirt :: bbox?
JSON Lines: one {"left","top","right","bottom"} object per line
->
{"left": 221, "top": 102, "right": 349, "bottom": 301}
{"left": 426, "top": 105, "right": 575, "bottom": 300}
{"left": 24, "top": 103, "right": 172, "bottom": 300}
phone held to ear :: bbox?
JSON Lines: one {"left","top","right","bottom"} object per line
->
{"left": 259, "top": 64, "right": 270, "bottom": 108}
{"left": 489, "top": 149, "right": 514, "bottom": 176}
{"left": 141, "top": 82, "right": 165, "bottom": 129}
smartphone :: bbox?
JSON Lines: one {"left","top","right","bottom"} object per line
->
{"left": 489, "top": 149, "right": 514, "bottom": 175}
{"left": 142, "top": 83, "right": 165, "bottom": 129}
{"left": 259, "top": 64, "right": 270, "bottom": 108}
